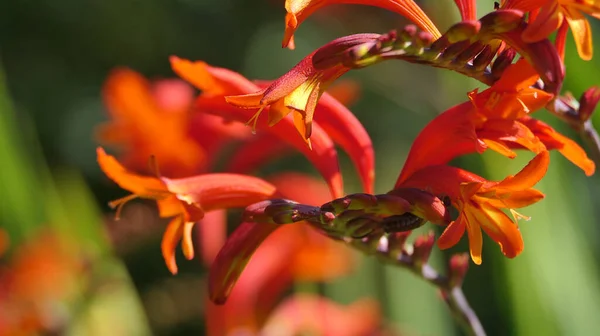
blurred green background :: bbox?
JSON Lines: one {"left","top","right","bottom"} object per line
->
{"left": 1, "top": 0, "right": 600, "bottom": 335}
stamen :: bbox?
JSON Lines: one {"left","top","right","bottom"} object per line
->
{"left": 108, "top": 194, "right": 139, "bottom": 220}
{"left": 510, "top": 209, "right": 531, "bottom": 222}
{"left": 517, "top": 98, "right": 529, "bottom": 113}
{"left": 245, "top": 106, "right": 266, "bottom": 134}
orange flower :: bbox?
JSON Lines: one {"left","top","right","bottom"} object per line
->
{"left": 96, "top": 69, "right": 206, "bottom": 177}
{"left": 97, "top": 147, "right": 277, "bottom": 274}
{"left": 470, "top": 59, "right": 595, "bottom": 175}
{"left": 225, "top": 35, "right": 374, "bottom": 142}
{"left": 396, "top": 60, "right": 594, "bottom": 183}
{"left": 503, "top": 0, "right": 600, "bottom": 60}
{"left": 399, "top": 151, "right": 550, "bottom": 264}
{"left": 282, "top": 0, "right": 441, "bottom": 49}
{"left": 171, "top": 55, "right": 376, "bottom": 197}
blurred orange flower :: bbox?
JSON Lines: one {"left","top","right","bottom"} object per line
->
{"left": 97, "top": 147, "right": 277, "bottom": 274}
{"left": 96, "top": 69, "right": 205, "bottom": 177}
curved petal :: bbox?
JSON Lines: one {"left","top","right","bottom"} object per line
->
{"left": 282, "top": 0, "right": 441, "bottom": 48}
{"left": 162, "top": 173, "right": 277, "bottom": 212}
{"left": 483, "top": 189, "right": 545, "bottom": 208}
{"left": 474, "top": 202, "right": 524, "bottom": 259}
{"left": 395, "top": 101, "right": 485, "bottom": 185}
{"left": 563, "top": 6, "right": 593, "bottom": 61}
{"left": 437, "top": 216, "right": 466, "bottom": 249}
{"left": 478, "top": 119, "right": 547, "bottom": 155}
{"left": 209, "top": 222, "right": 281, "bottom": 304}
{"left": 161, "top": 216, "right": 184, "bottom": 274}
{"left": 496, "top": 151, "right": 550, "bottom": 190}
{"left": 522, "top": 1, "right": 562, "bottom": 43}
{"left": 521, "top": 117, "right": 595, "bottom": 175}
{"left": 97, "top": 147, "right": 168, "bottom": 197}
{"left": 463, "top": 208, "right": 483, "bottom": 265}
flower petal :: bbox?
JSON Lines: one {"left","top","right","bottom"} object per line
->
{"left": 161, "top": 216, "right": 184, "bottom": 274}
{"left": 522, "top": 1, "right": 562, "bottom": 43}
{"left": 472, "top": 202, "right": 524, "bottom": 258}
{"left": 463, "top": 209, "right": 483, "bottom": 265}
{"left": 437, "top": 216, "right": 466, "bottom": 249}
{"left": 523, "top": 117, "right": 595, "bottom": 175}
{"left": 396, "top": 101, "right": 485, "bottom": 185}
{"left": 282, "top": 0, "right": 441, "bottom": 48}
{"left": 564, "top": 6, "right": 593, "bottom": 60}
{"left": 209, "top": 222, "right": 281, "bottom": 304}
{"left": 161, "top": 173, "right": 277, "bottom": 213}
{"left": 453, "top": 0, "right": 477, "bottom": 21}
{"left": 496, "top": 150, "right": 550, "bottom": 190}
{"left": 96, "top": 147, "right": 168, "bottom": 197}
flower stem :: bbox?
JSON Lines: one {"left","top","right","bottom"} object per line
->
{"left": 347, "top": 234, "right": 486, "bottom": 336}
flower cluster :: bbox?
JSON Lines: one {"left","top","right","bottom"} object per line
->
{"left": 96, "top": 0, "right": 600, "bottom": 333}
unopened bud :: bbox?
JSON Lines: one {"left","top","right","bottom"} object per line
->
{"left": 578, "top": 86, "right": 600, "bottom": 122}
{"left": 412, "top": 231, "right": 436, "bottom": 267}
{"left": 388, "top": 231, "right": 411, "bottom": 258}
{"left": 448, "top": 253, "right": 470, "bottom": 288}
{"left": 479, "top": 9, "right": 523, "bottom": 34}
{"left": 445, "top": 21, "right": 481, "bottom": 43}
{"left": 491, "top": 48, "right": 517, "bottom": 79}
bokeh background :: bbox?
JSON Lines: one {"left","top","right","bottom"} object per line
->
{"left": 2, "top": 0, "right": 600, "bottom": 335}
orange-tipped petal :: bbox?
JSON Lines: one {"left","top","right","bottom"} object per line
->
{"left": 282, "top": 0, "right": 441, "bottom": 48}
{"left": 496, "top": 151, "right": 549, "bottom": 190}
{"left": 563, "top": 6, "right": 593, "bottom": 60}
{"left": 492, "top": 58, "right": 543, "bottom": 92}
{"left": 395, "top": 101, "right": 485, "bottom": 185}
{"left": 482, "top": 139, "right": 518, "bottom": 158}
{"left": 484, "top": 189, "right": 545, "bottom": 208}
{"left": 209, "top": 222, "right": 281, "bottom": 304}
{"left": 522, "top": 117, "right": 595, "bottom": 175}
{"left": 162, "top": 216, "right": 184, "bottom": 274}
{"left": 170, "top": 56, "right": 259, "bottom": 94}
{"left": 522, "top": 1, "right": 562, "bottom": 42}
{"left": 478, "top": 119, "right": 547, "bottom": 155}
{"left": 182, "top": 221, "right": 196, "bottom": 260}
{"left": 463, "top": 209, "right": 483, "bottom": 265}
{"left": 197, "top": 96, "right": 344, "bottom": 198}
{"left": 161, "top": 173, "right": 277, "bottom": 212}
{"left": 474, "top": 202, "right": 524, "bottom": 259}
{"left": 96, "top": 147, "right": 168, "bottom": 197}
{"left": 437, "top": 216, "right": 467, "bottom": 249}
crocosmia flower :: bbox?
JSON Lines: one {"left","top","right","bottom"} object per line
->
{"left": 503, "top": 0, "right": 600, "bottom": 60}
{"left": 97, "top": 147, "right": 277, "bottom": 274}
{"left": 398, "top": 151, "right": 550, "bottom": 264}
{"left": 282, "top": 0, "right": 442, "bottom": 49}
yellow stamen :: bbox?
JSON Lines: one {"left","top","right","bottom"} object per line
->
{"left": 108, "top": 194, "right": 139, "bottom": 220}
{"left": 245, "top": 106, "right": 266, "bottom": 134}
{"left": 510, "top": 209, "right": 531, "bottom": 222}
